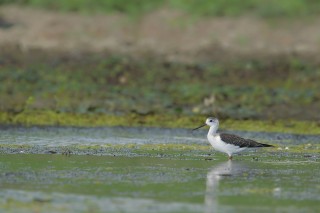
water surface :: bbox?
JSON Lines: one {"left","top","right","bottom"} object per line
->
{"left": 0, "top": 126, "right": 319, "bottom": 212}
{"left": 0, "top": 154, "right": 319, "bottom": 213}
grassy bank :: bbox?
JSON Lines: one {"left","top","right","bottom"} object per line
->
{"left": 0, "top": 47, "right": 319, "bottom": 121}
{"left": 1, "top": 0, "right": 320, "bottom": 18}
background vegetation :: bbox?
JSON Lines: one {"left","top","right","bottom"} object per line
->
{"left": 0, "top": 0, "right": 319, "bottom": 128}
{"left": 1, "top": 48, "right": 319, "bottom": 121}
{"left": 1, "top": 0, "right": 320, "bottom": 18}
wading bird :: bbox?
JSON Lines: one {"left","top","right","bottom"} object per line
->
{"left": 193, "top": 117, "right": 274, "bottom": 160}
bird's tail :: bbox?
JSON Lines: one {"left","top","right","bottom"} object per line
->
{"left": 247, "top": 139, "right": 274, "bottom": 147}
{"left": 259, "top": 143, "right": 274, "bottom": 147}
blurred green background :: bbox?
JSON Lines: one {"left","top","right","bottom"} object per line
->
{"left": 0, "top": 0, "right": 319, "bottom": 126}
{"left": 2, "top": 0, "right": 320, "bottom": 17}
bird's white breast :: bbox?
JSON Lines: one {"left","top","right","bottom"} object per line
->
{"left": 207, "top": 134, "right": 246, "bottom": 156}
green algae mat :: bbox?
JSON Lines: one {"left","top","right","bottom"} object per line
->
{"left": 0, "top": 154, "right": 319, "bottom": 213}
{"left": 0, "top": 126, "right": 319, "bottom": 212}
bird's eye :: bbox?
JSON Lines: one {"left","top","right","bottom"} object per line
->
{"left": 209, "top": 120, "right": 212, "bottom": 122}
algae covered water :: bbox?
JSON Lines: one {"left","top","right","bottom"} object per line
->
{"left": 0, "top": 155, "right": 319, "bottom": 212}
{"left": 0, "top": 126, "right": 319, "bottom": 212}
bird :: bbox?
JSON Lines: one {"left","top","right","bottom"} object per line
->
{"left": 193, "top": 117, "right": 274, "bottom": 160}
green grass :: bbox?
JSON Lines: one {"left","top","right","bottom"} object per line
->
{"left": 2, "top": 0, "right": 320, "bottom": 18}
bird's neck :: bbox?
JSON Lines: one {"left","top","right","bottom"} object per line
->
{"left": 208, "top": 125, "right": 218, "bottom": 136}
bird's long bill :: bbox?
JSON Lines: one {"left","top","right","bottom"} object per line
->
{"left": 192, "top": 124, "right": 206, "bottom": 131}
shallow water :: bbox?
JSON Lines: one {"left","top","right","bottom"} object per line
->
{"left": 0, "top": 154, "right": 319, "bottom": 213}
{"left": 1, "top": 126, "right": 319, "bottom": 147}
{"left": 0, "top": 126, "right": 319, "bottom": 212}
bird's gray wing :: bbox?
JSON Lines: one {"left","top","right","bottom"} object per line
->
{"left": 220, "top": 133, "right": 273, "bottom": 148}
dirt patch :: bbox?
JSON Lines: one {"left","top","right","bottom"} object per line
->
{"left": 1, "top": 6, "right": 320, "bottom": 62}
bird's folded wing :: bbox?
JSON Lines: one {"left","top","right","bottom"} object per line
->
{"left": 220, "top": 133, "right": 267, "bottom": 148}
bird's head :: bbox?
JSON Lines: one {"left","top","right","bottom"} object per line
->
{"left": 193, "top": 117, "right": 219, "bottom": 130}
{"left": 205, "top": 117, "right": 219, "bottom": 127}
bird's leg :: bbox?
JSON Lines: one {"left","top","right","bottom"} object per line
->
{"left": 228, "top": 155, "right": 233, "bottom": 160}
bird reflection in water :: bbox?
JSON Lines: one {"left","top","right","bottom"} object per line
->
{"left": 205, "top": 161, "right": 248, "bottom": 213}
